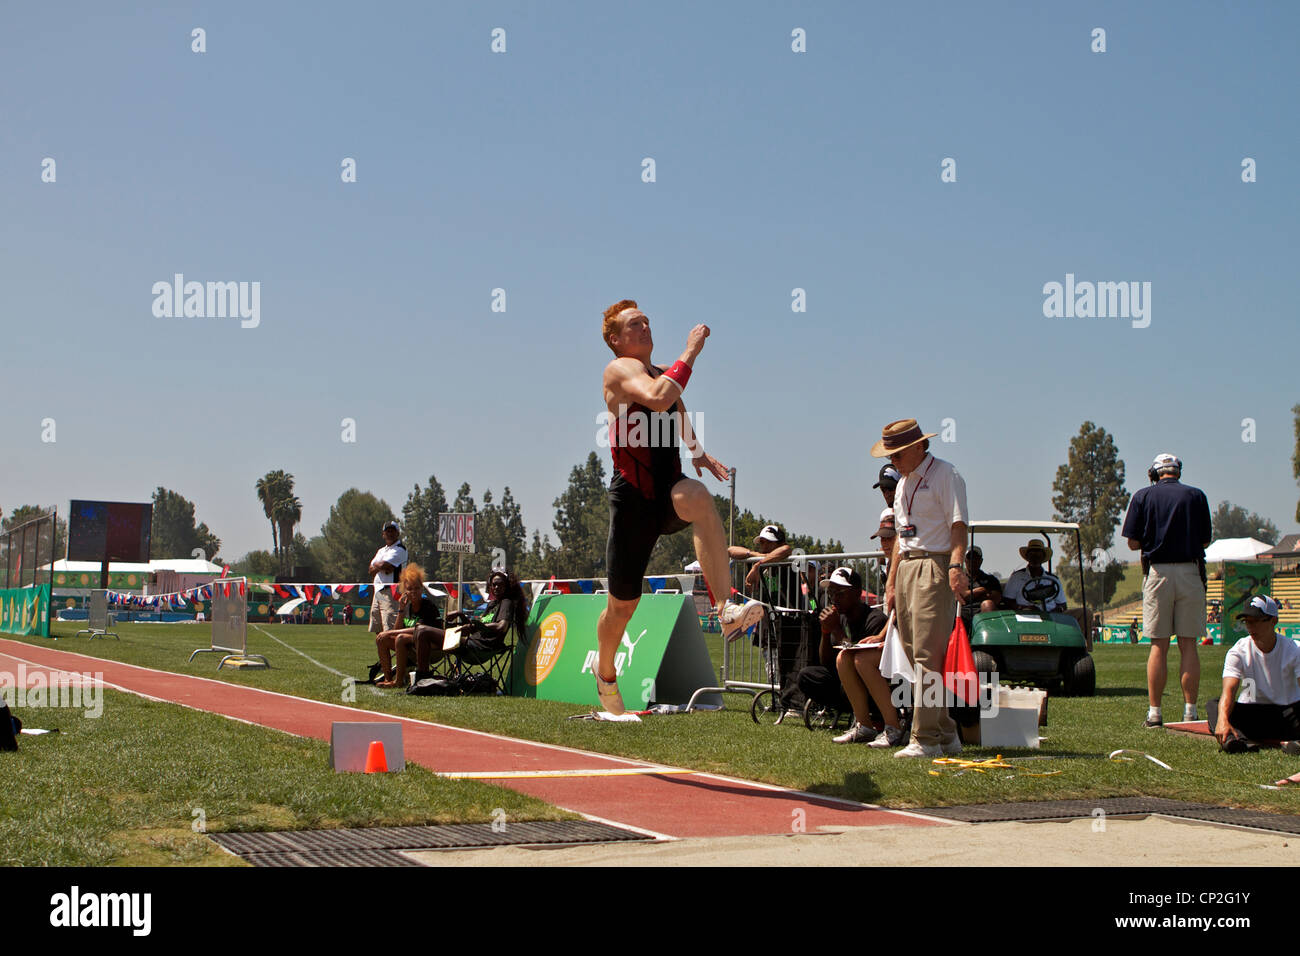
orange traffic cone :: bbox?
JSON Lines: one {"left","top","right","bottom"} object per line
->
{"left": 363, "top": 740, "right": 388, "bottom": 773}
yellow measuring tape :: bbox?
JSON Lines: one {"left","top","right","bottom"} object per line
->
{"left": 927, "top": 755, "right": 1063, "bottom": 777}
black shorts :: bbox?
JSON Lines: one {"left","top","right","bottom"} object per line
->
{"left": 606, "top": 474, "right": 690, "bottom": 600}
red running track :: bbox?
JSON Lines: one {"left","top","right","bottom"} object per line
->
{"left": 0, "top": 639, "right": 946, "bottom": 839}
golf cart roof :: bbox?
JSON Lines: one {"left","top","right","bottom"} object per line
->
{"left": 968, "top": 520, "right": 1080, "bottom": 534}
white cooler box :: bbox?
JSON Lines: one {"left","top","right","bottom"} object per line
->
{"left": 979, "top": 687, "right": 1046, "bottom": 749}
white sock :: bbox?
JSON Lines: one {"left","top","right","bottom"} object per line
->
{"left": 1183, "top": 703, "right": 1197, "bottom": 721}
{"left": 1148, "top": 706, "right": 1162, "bottom": 721}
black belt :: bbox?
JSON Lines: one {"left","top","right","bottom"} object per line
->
{"left": 900, "top": 550, "right": 949, "bottom": 561}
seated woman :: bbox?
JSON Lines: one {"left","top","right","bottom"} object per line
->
{"left": 375, "top": 563, "right": 443, "bottom": 688}
{"left": 409, "top": 569, "right": 529, "bottom": 683}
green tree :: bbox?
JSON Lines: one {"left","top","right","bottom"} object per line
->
{"left": 402, "top": 475, "right": 451, "bottom": 577}
{"left": 1051, "top": 422, "right": 1131, "bottom": 610}
{"left": 231, "top": 550, "right": 278, "bottom": 576}
{"left": 550, "top": 454, "right": 609, "bottom": 578}
{"left": 1211, "top": 501, "right": 1279, "bottom": 545}
{"left": 318, "top": 489, "right": 395, "bottom": 581}
{"left": 150, "top": 487, "right": 222, "bottom": 562}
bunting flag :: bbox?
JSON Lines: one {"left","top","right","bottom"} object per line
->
{"left": 575, "top": 579, "right": 596, "bottom": 594}
{"left": 648, "top": 577, "right": 668, "bottom": 592}
{"left": 358, "top": 585, "right": 372, "bottom": 599}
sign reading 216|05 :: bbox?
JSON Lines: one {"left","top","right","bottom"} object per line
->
{"left": 437, "top": 513, "right": 476, "bottom": 554}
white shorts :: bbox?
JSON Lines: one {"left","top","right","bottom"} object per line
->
{"left": 1142, "top": 563, "right": 1206, "bottom": 641}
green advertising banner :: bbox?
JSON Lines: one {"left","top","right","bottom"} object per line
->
{"left": 510, "top": 594, "right": 722, "bottom": 709}
{"left": 1222, "top": 562, "right": 1271, "bottom": 644}
{"left": 0, "top": 585, "right": 51, "bottom": 637}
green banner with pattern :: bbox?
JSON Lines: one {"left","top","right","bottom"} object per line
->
{"left": 510, "top": 594, "right": 721, "bottom": 708}
{"left": 0, "top": 585, "right": 51, "bottom": 637}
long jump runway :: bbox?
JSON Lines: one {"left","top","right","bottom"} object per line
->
{"left": 0, "top": 640, "right": 946, "bottom": 840}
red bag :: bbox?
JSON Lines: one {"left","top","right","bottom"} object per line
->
{"left": 943, "top": 607, "right": 979, "bottom": 706}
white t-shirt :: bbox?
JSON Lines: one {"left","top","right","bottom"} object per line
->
{"left": 893, "top": 454, "right": 968, "bottom": 554}
{"left": 1223, "top": 634, "right": 1300, "bottom": 705}
{"left": 371, "top": 542, "right": 408, "bottom": 586}
{"left": 1003, "top": 568, "right": 1066, "bottom": 611}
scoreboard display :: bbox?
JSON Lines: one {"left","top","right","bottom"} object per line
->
{"left": 67, "top": 500, "right": 153, "bottom": 563}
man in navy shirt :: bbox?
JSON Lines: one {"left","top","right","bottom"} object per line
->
{"left": 1121, "top": 453, "right": 1212, "bottom": 728}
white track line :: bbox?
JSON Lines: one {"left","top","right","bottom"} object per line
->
{"left": 249, "top": 623, "right": 352, "bottom": 679}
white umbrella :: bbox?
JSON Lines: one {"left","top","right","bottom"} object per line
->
{"left": 275, "top": 597, "right": 306, "bottom": 615}
{"left": 684, "top": 560, "right": 702, "bottom": 572}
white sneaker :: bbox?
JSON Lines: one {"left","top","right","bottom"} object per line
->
{"left": 894, "top": 740, "right": 943, "bottom": 759}
{"left": 833, "top": 721, "right": 877, "bottom": 744}
{"left": 867, "top": 725, "right": 906, "bottom": 749}
{"left": 941, "top": 733, "right": 963, "bottom": 755}
{"left": 720, "top": 599, "right": 765, "bottom": 642}
{"left": 595, "top": 674, "right": 625, "bottom": 716}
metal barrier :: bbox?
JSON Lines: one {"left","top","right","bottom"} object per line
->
{"left": 689, "top": 551, "right": 889, "bottom": 712}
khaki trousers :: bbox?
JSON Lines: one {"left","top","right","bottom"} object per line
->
{"left": 897, "top": 554, "right": 956, "bottom": 746}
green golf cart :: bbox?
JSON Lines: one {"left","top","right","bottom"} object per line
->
{"left": 966, "top": 520, "right": 1095, "bottom": 697}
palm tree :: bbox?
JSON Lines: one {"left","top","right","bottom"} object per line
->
{"left": 274, "top": 493, "right": 303, "bottom": 574}
{"left": 256, "top": 470, "right": 294, "bottom": 571}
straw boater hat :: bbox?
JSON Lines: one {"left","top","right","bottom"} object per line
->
{"left": 1019, "top": 538, "right": 1052, "bottom": 561}
{"left": 871, "top": 419, "right": 938, "bottom": 459}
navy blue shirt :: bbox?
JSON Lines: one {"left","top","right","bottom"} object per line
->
{"left": 1121, "top": 479, "right": 1212, "bottom": 563}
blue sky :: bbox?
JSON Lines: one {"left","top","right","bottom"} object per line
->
{"left": 2, "top": 1, "right": 1297, "bottom": 576}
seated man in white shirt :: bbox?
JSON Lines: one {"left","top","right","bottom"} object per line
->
{"left": 1001, "top": 538, "right": 1066, "bottom": 612}
{"left": 1207, "top": 596, "right": 1300, "bottom": 754}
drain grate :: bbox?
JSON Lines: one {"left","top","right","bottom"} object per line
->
{"left": 1160, "top": 806, "right": 1300, "bottom": 835}
{"left": 211, "top": 820, "right": 652, "bottom": 866}
{"left": 917, "top": 796, "right": 1214, "bottom": 823}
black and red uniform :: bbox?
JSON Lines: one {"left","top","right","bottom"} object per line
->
{"left": 606, "top": 366, "right": 689, "bottom": 600}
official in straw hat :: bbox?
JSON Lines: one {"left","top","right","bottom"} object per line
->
{"left": 1120, "top": 452, "right": 1212, "bottom": 728}
{"left": 872, "top": 419, "right": 969, "bottom": 758}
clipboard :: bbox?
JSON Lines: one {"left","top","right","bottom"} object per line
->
{"left": 443, "top": 626, "right": 467, "bottom": 652}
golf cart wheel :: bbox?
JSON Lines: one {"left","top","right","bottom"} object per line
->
{"left": 750, "top": 690, "right": 783, "bottom": 725}
{"left": 1061, "top": 651, "right": 1096, "bottom": 697}
{"left": 803, "top": 698, "right": 838, "bottom": 731}
{"left": 973, "top": 650, "right": 999, "bottom": 680}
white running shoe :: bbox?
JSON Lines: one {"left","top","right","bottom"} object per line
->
{"left": 867, "top": 725, "right": 907, "bottom": 749}
{"left": 893, "top": 740, "right": 943, "bottom": 759}
{"left": 595, "top": 674, "right": 625, "bottom": 716}
{"left": 720, "top": 599, "right": 765, "bottom": 642}
{"left": 832, "top": 721, "right": 877, "bottom": 744}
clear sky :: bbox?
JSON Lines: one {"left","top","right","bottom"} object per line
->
{"left": 2, "top": 1, "right": 1297, "bottom": 577}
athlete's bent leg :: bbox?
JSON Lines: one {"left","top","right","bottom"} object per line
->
{"left": 670, "top": 478, "right": 731, "bottom": 611}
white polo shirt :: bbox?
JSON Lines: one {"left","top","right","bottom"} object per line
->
{"left": 1223, "top": 633, "right": 1300, "bottom": 705}
{"left": 371, "top": 542, "right": 408, "bottom": 587}
{"left": 893, "top": 453, "right": 968, "bottom": 555}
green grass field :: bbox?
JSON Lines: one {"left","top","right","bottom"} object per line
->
{"left": 7, "top": 620, "right": 1300, "bottom": 832}
{"left": 0, "top": 684, "right": 573, "bottom": 866}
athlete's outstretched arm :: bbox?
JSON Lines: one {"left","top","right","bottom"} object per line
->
{"left": 676, "top": 395, "right": 729, "bottom": 482}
